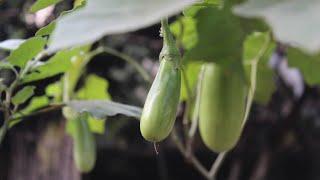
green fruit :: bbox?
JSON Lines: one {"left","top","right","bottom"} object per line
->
{"left": 70, "top": 112, "right": 96, "bottom": 173}
{"left": 140, "top": 19, "right": 181, "bottom": 142}
{"left": 199, "top": 63, "right": 247, "bottom": 152}
{"left": 140, "top": 58, "right": 181, "bottom": 142}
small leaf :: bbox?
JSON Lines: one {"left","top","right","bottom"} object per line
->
{"left": 12, "top": 86, "right": 36, "bottom": 106}
{"left": 288, "top": 49, "right": 320, "bottom": 85}
{"left": 7, "top": 37, "right": 46, "bottom": 68}
{"left": 45, "top": 81, "right": 62, "bottom": 102}
{"left": 171, "top": 16, "right": 197, "bottom": 50}
{"left": 35, "top": 22, "right": 56, "bottom": 37}
{"left": 76, "top": 74, "right": 111, "bottom": 134}
{"left": 20, "top": 96, "right": 50, "bottom": 115}
{"left": 29, "top": 0, "right": 62, "bottom": 13}
{"left": 21, "top": 47, "right": 85, "bottom": 83}
{"left": 87, "top": 116, "right": 105, "bottom": 134}
{"left": 0, "top": 62, "right": 15, "bottom": 70}
{"left": 67, "top": 100, "right": 142, "bottom": 119}
{"left": 49, "top": 0, "right": 197, "bottom": 52}
{"left": 10, "top": 96, "right": 50, "bottom": 127}
{"left": 0, "top": 39, "right": 25, "bottom": 51}
{"left": 180, "top": 62, "right": 202, "bottom": 101}
{"left": 77, "top": 74, "right": 111, "bottom": 100}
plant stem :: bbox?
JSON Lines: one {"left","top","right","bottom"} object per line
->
{"left": 208, "top": 152, "right": 228, "bottom": 179}
{"left": 242, "top": 33, "right": 271, "bottom": 128}
{"left": 171, "top": 128, "right": 210, "bottom": 179}
{"left": 0, "top": 51, "right": 47, "bottom": 145}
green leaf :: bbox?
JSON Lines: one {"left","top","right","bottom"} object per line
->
{"left": 48, "top": 0, "right": 197, "bottom": 52}
{"left": 233, "top": 0, "right": 320, "bottom": 54}
{"left": 243, "top": 32, "right": 275, "bottom": 104}
{"left": 76, "top": 74, "right": 111, "bottom": 134}
{"left": 21, "top": 47, "right": 86, "bottom": 83}
{"left": 67, "top": 100, "right": 142, "bottom": 119}
{"left": 20, "top": 96, "right": 50, "bottom": 115}
{"left": 10, "top": 96, "right": 50, "bottom": 127}
{"left": 0, "top": 39, "right": 25, "bottom": 51}
{"left": 34, "top": 2, "right": 85, "bottom": 37}
{"left": 171, "top": 16, "right": 197, "bottom": 50}
{"left": 288, "top": 49, "right": 320, "bottom": 85}
{"left": 7, "top": 37, "right": 46, "bottom": 68}
{"left": 180, "top": 62, "right": 202, "bottom": 101}
{"left": 12, "top": 86, "right": 36, "bottom": 106}
{"left": 205, "top": 0, "right": 221, "bottom": 5}
{"left": 0, "top": 62, "right": 15, "bottom": 70}
{"left": 77, "top": 74, "right": 111, "bottom": 100}
{"left": 87, "top": 116, "right": 105, "bottom": 134}
{"left": 181, "top": 6, "right": 245, "bottom": 64}
{"left": 29, "top": 0, "right": 62, "bottom": 13}
{"left": 45, "top": 81, "right": 62, "bottom": 102}
{"left": 35, "top": 22, "right": 56, "bottom": 37}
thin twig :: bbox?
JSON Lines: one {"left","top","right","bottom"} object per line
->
{"left": 171, "top": 128, "right": 210, "bottom": 179}
{"left": 9, "top": 104, "right": 65, "bottom": 122}
{"left": 0, "top": 51, "right": 47, "bottom": 145}
{"left": 242, "top": 33, "right": 271, "bottom": 128}
{"left": 188, "top": 65, "right": 205, "bottom": 138}
{"left": 186, "top": 65, "right": 205, "bottom": 156}
{"left": 208, "top": 152, "right": 228, "bottom": 179}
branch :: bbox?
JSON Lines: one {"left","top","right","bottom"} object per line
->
{"left": 208, "top": 152, "right": 228, "bottom": 179}
{"left": 171, "top": 128, "right": 211, "bottom": 179}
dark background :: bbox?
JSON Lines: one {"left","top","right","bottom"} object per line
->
{"left": 1, "top": 1, "right": 320, "bottom": 180}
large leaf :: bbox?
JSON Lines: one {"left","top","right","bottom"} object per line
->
{"left": 67, "top": 100, "right": 142, "bottom": 119}
{"left": 288, "top": 49, "right": 320, "bottom": 85}
{"left": 0, "top": 39, "right": 25, "bottom": 51}
{"left": 7, "top": 37, "right": 46, "bottom": 68}
{"left": 29, "top": 0, "right": 62, "bottom": 13}
{"left": 21, "top": 47, "right": 87, "bottom": 83}
{"left": 183, "top": 6, "right": 245, "bottom": 63}
{"left": 233, "top": 0, "right": 320, "bottom": 54}
{"left": 173, "top": 4, "right": 266, "bottom": 64}
{"left": 48, "top": 0, "right": 197, "bottom": 52}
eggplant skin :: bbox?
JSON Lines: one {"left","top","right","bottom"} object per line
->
{"left": 71, "top": 112, "right": 96, "bottom": 173}
{"left": 140, "top": 58, "right": 181, "bottom": 142}
{"left": 199, "top": 63, "right": 247, "bottom": 153}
